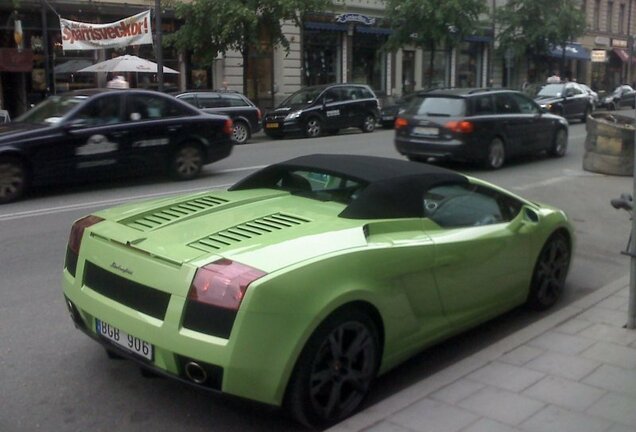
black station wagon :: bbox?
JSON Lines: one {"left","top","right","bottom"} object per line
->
{"left": 0, "top": 89, "right": 234, "bottom": 203}
{"left": 262, "top": 84, "right": 380, "bottom": 138}
{"left": 394, "top": 88, "right": 569, "bottom": 169}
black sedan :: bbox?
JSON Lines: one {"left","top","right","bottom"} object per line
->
{"left": 600, "top": 85, "right": 636, "bottom": 110}
{"left": 174, "top": 90, "right": 261, "bottom": 144}
{"left": 0, "top": 89, "right": 234, "bottom": 203}
{"left": 534, "top": 82, "right": 592, "bottom": 122}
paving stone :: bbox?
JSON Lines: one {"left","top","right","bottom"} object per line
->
{"left": 527, "top": 332, "right": 596, "bottom": 355}
{"left": 389, "top": 398, "right": 478, "bottom": 432}
{"left": 579, "top": 323, "right": 636, "bottom": 346}
{"left": 587, "top": 393, "right": 636, "bottom": 427}
{"left": 363, "top": 421, "right": 416, "bottom": 432}
{"left": 519, "top": 405, "right": 611, "bottom": 432}
{"left": 582, "top": 341, "right": 636, "bottom": 370}
{"left": 458, "top": 387, "right": 545, "bottom": 425}
{"left": 604, "top": 423, "right": 636, "bottom": 432}
{"left": 499, "top": 346, "right": 545, "bottom": 366}
{"left": 583, "top": 364, "right": 636, "bottom": 398}
{"left": 614, "top": 287, "right": 629, "bottom": 298}
{"left": 524, "top": 351, "right": 601, "bottom": 381}
{"left": 466, "top": 362, "right": 544, "bottom": 392}
{"left": 460, "top": 417, "right": 522, "bottom": 432}
{"left": 522, "top": 376, "right": 606, "bottom": 411}
{"left": 429, "top": 379, "right": 485, "bottom": 405}
{"left": 577, "top": 308, "right": 629, "bottom": 327}
{"left": 554, "top": 318, "right": 594, "bottom": 335}
{"left": 596, "top": 296, "right": 629, "bottom": 311}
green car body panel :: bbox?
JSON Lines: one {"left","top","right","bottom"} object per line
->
{"left": 62, "top": 168, "right": 573, "bottom": 408}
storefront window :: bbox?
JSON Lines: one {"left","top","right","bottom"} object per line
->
{"left": 352, "top": 33, "right": 386, "bottom": 92}
{"left": 402, "top": 50, "right": 415, "bottom": 93}
{"left": 303, "top": 30, "right": 340, "bottom": 86}
{"left": 246, "top": 26, "right": 273, "bottom": 108}
{"left": 455, "top": 41, "right": 482, "bottom": 88}
{"left": 422, "top": 49, "right": 447, "bottom": 88}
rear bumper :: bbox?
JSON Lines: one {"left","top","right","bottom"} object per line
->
{"left": 395, "top": 136, "right": 484, "bottom": 162}
{"left": 206, "top": 139, "right": 233, "bottom": 163}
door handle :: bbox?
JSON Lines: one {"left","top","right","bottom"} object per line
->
{"left": 168, "top": 125, "right": 182, "bottom": 132}
{"left": 112, "top": 131, "right": 128, "bottom": 138}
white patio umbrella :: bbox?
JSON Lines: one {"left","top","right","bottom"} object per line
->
{"left": 77, "top": 55, "right": 179, "bottom": 74}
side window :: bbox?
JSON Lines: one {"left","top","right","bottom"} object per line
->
{"left": 494, "top": 93, "right": 521, "bottom": 114}
{"left": 423, "top": 183, "right": 522, "bottom": 228}
{"left": 508, "top": 93, "right": 539, "bottom": 114}
{"left": 472, "top": 95, "right": 494, "bottom": 115}
{"left": 359, "top": 87, "right": 375, "bottom": 99}
{"left": 178, "top": 95, "right": 197, "bottom": 107}
{"left": 126, "top": 95, "right": 192, "bottom": 121}
{"left": 322, "top": 89, "right": 340, "bottom": 103}
{"left": 198, "top": 94, "right": 226, "bottom": 108}
{"left": 73, "top": 95, "right": 122, "bottom": 126}
{"left": 222, "top": 94, "right": 248, "bottom": 107}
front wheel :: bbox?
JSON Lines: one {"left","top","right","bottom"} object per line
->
{"left": 285, "top": 308, "right": 380, "bottom": 429}
{"left": 170, "top": 144, "right": 204, "bottom": 180}
{"left": 0, "top": 157, "right": 27, "bottom": 204}
{"left": 550, "top": 128, "right": 568, "bottom": 157}
{"left": 305, "top": 118, "right": 322, "bottom": 138}
{"left": 483, "top": 138, "right": 505, "bottom": 170}
{"left": 526, "top": 232, "right": 571, "bottom": 311}
{"left": 360, "top": 114, "right": 376, "bottom": 133}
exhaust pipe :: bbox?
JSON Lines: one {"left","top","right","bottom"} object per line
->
{"left": 184, "top": 361, "right": 208, "bottom": 384}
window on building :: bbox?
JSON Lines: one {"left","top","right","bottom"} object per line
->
{"left": 608, "top": 1, "right": 614, "bottom": 33}
{"left": 422, "top": 49, "right": 448, "bottom": 88}
{"left": 619, "top": 3, "right": 626, "bottom": 34}
{"left": 594, "top": 0, "right": 601, "bottom": 30}
{"left": 303, "top": 30, "right": 341, "bottom": 86}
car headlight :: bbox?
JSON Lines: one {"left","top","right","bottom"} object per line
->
{"left": 604, "top": 97, "right": 613, "bottom": 103}
{"left": 284, "top": 110, "right": 302, "bottom": 120}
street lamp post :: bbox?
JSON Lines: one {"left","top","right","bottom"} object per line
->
{"left": 155, "top": 0, "right": 164, "bottom": 92}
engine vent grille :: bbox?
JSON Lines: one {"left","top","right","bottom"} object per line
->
{"left": 188, "top": 213, "right": 311, "bottom": 252}
{"left": 122, "top": 195, "right": 229, "bottom": 231}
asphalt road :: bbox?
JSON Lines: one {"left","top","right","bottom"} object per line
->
{"left": 0, "top": 118, "right": 632, "bottom": 432}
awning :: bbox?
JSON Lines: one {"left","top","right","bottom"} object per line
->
{"left": 464, "top": 34, "right": 492, "bottom": 43}
{"left": 548, "top": 43, "right": 590, "bottom": 61}
{"left": 611, "top": 47, "right": 636, "bottom": 63}
{"left": 0, "top": 48, "right": 33, "bottom": 72}
{"left": 304, "top": 21, "right": 348, "bottom": 32}
{"left": 356, "top": 26, "right": 393, "bottom": 35}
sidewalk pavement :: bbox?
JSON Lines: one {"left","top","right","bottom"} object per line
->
{"left": 328, "top": 275, "right": 636, "bottom": 432}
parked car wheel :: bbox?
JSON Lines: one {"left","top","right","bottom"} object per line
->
{"left": 360, "top": 114, "right": 376, "bottom": 133}
{"left": 550, "top": 128, "right": 568, "bottom": 157}
{"left": 0, "top": 157, "right": 27, "bottom": 204}
{"left": 305, "top": 117, "right": 323, "bottom": 138}
{"left": 286, "top": 307, "right": 380, "bottom": 429}
{"left": 483, "top": 138, "right": 505, "bottom": 170}
{"left": 526, "top": 232, "right": 571, "bottom": 310}
{"left": 170, "top": 144, "right": 204, "bottom": 180}
{"left": 232, "top": 120, "right": 250, "bottom": 145}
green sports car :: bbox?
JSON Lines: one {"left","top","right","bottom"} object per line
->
{"left": 62, "top": 154, "right": 573, "bottom": 428}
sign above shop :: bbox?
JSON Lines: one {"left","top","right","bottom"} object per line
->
{"left": 612, "top": 39, "right": 628, "bottom": 48}
{"left": 335, "top": 13, "right": 376, "bottom": 25}
{"left": 595, "top": 36, "right": 611, "bottom": 46}
{"left": 591, "top": 49, "right": 608, "bottom": 62}
{"left": 59, "top": 10, "right": 152, "bottom": 51}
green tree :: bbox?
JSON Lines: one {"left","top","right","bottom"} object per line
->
{"left": 165, "top": 0, "right": 331, "bottom": 96}
{"left": 496, "top": 0, "right": 586, "bottom": 80}
{"left": 384, "top": 0, "right": 488, "bottom": 87}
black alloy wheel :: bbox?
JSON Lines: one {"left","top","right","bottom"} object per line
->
{"left": 286, "top": 308, "right": 380, "bottom": 429}
{"left": 550, "top": 128, "right": 568, "bottom": 157}
{"left": 170, "top": 144, "right": 204, "bottom": 180}
{"left": 232, "top": 120, "right": 250, "bottom": 145}
{"left": 360, "top": 114, "right": 376, "bottom": 133}
{"left": 0, "top": 157, "right": 27, "bottom": 204}
{"left": 526, "top": 232, "right": 571, "bottom": 311}
{"left": 484, "top": 137, "right": 505, "bottom": 170}
{"left": 305, "top": 118, "right": 322, "bottom": 138}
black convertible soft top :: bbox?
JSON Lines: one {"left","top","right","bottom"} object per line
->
{"left": 230, "top": 154, "right": 468, "bottom": 219}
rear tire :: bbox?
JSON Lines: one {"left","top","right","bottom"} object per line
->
{"left": 483, "top": 138, "right": 505, "bottom": 170}
{"left": 305, "top": 118, "right": 322, "bottom": 138}
{"left": 0, "top": 157, "right": 27, "bottom": 204}
{"left": 526, "top": 232, "right": 571, "bottom": 311}
{"left": 170, "top": 143, "right": 204, "bottom": 180}
{"left": 232, "top": 120, "right": 250, "bottom": 144}
{"left": 285, "top": 308, "right": 380, "bottom": 429}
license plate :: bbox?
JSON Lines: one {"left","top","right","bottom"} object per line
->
{"left": 265, "top": 122, "right": 279, "bottom": 129}
{"left": 413, "top": 126, "right": 439, "bottom": 136}
{"left": 96, "top": 319, "right": 153, "bottom": 360}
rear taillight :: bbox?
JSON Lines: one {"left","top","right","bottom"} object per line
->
{"left": 223, "top": 118, "right": 234, "bottom": 135}
{"left": 395, "top": 117, "right": 409, "bottom": 129}
{"left": 68, "top": 215, "right": 104, "bottom": 255}
{"left": 445, "top": 120, "right": 474, "bottom": 134}
{"left": 256, "top": 108, "right": 262, "bottom": 121}
{"left": 188, "top": 259, "right": 266, "bottom": 311}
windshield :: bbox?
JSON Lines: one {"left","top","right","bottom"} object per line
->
{"left": 537, "top": 84, "right": 566, "bottom": 97}
{"left": 280, "top": 87, "right": 324, "bottom": 106}
{"left": 15, "top": 94, "right": 87, "bottom": 125}
{"left": 406, "top": 96, "right": 465, "bottom": 117}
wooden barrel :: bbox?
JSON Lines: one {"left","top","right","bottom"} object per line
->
{"left": 583, "top": 112, "right": 635, "bottom": 176}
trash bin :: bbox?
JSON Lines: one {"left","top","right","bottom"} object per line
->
{"left": 583, "top": 112, "right": 634, "bottom": 176}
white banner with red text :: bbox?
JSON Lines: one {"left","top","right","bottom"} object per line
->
{"left": 60, "top": 10, "right": 152, "bottom": 51}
